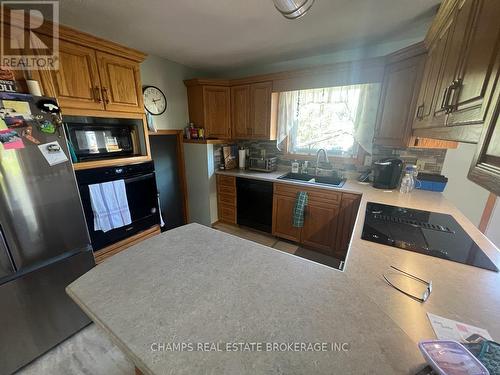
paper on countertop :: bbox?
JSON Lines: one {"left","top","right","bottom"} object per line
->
{"left": 427, "top": 312, "right": 493, "bottom": 342}
{"left": 38, "top": 141, "right": 69, "bottom": 166}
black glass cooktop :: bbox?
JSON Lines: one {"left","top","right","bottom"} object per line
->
{"left": 361, "top": 202, "right": 498, "bottom": 272}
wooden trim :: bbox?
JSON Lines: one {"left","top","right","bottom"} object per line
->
{"left": 93, "top": 225, "right": 161, "bottom": 264}
{"left": 182, "top": 138, "right": 228, "bottom": 144}
{"left": 176, "top": 131, "right": 189, "bottom": 224}
{"left": 184, "top": 79, "right": 231, "bottom": 87}
{"left": 408, "top": 137, "right": 459, "bottom": 149}
{"left": 62, "top": 108, "right": 145, "bottom": 119}
{"left": 412, "top": 124, "right": 483, "bottom": 143}
{"left": 72, "top": 156, "right": 151, "bottom": 170}
{"left": 479, "top": 193, "right": 497, "bottom": 233}
{"left": 385, "top": 42, "right": 427, "bottom": 64}
{"left": 148, "top": 129, "right": 181, "bottom": 136}
{"left": 0, "top": 7, "right": 146, "bottom": 62}
{"left": 425, "top": 0, "right": 461, "bottom": 47}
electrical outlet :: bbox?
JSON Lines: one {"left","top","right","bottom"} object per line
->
{"left": 416, "top": 159, "right": 426, "bottom": 171}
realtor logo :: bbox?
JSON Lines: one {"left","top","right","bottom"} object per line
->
{"left": 1, "top": 0, "right": 59, "bottom": 70}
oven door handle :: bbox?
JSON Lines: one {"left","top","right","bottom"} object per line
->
{"left": 124, "top": 172, "right": 155, "bottom": 184}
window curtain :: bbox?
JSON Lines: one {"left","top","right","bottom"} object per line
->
{"left": 277, "top": 83, "right": 381, "bottom": 154}
{"left": 277, "top": 90, "right": 299, "bottom": 151}
{"left": 353, "top": 83, "right": 381, "bottom": 154}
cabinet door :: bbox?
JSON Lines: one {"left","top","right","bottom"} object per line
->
{"left": 203, "top": 86, "right": 231, "bottom": 138}
{"left": 447, "top": 0, "right": 500, "bottom": 127}
{"left": 335, "top": 194, "right": 361, "bottom": 260}
{"left": 374, "top": 54, "right": 425, "bottom": 147}
{"left": 413, "top": 19, "right": 453, "bottom": 129}
{"left": 231, "top": 85, "right": 251, "bottom": 139}
{"left": 250, "top": 81, "right": 273, "bottom": 139}
{"left": 468, "top": 85, "right": 500, "bottom": 196}
{"left": 272, "top": 194, "right": 301, "bottom": 242}
{"left": 44, "top": 39, "right": 104, "bottom": 110}
{"left": 96, "top": 51, "right": 143, "bottom": 113}
{"left": 301, "top": 203, "right": 339, "bottom": 255}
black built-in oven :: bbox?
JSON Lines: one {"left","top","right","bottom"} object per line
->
{"left": 75, "top": 161, "right": 160, "bottom": 251}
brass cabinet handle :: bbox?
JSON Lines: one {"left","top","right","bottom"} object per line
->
{"left": 441, "top": 86, "right": 451, "bottom": 110}
{"left": 101, "top": 87, "right": 110, "bottom": 104}
{"left": 416, "top": 104, "right": 424, "bottom": 120}
{"left": 93, "top": 86, "right": 102, "bottom": 103}
{"left": 446, "top": 79, "right": 462, "bottom": 114}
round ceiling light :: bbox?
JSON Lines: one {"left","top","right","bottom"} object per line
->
{"left": 273, "top": 0, "right": 315, "bottom": 20}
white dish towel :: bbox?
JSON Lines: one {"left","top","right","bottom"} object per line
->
{"left": 88, "top": 179, "right": 132, "bottom": 232}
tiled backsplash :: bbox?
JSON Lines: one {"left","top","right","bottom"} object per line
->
{"left": 214, "top": 140, "right": 448, "bottom": 176}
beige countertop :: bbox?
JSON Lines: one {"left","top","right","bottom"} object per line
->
{"left": 66, "top": 169, "right": 500, "bottom": 374}
{"left": 216, "top": 168, "right": 500, "bottom": 343}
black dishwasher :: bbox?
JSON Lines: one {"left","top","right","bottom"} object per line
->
{"left": 236, "top": 178, "right": 273, "bottom": 233}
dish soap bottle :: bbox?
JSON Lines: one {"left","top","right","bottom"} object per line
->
{"left": 291, "top": 160, "right": 299, "bottom": 173}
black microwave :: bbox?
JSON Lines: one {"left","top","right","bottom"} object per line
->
{"left": 64, "top": 116, "right": 145, "bottom": 162}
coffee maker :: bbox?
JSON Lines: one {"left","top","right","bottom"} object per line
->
{"left": 372, "top": 158, "right": 403, "bottom": 189}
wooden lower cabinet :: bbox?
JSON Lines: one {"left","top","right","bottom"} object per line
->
{"left": 217, "top": 175, "right": 237, "bottom": 224}
{"left": 335, "top": 194, "right": 362, "bottom": 258}
{"left": 272, "top": 194, "right": 302, "bottom": 242}
{"left": 272, "top": 183, "right": 359, "bottom": 260}
{"left": 301, "top": 203, "right": 339, "bottom": 254}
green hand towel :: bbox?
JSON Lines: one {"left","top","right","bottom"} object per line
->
{"left": 292, "top": 191, "right": 308, "bottom": 228}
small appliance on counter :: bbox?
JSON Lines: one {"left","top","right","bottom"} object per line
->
{"left": 372, "top": 158, "right": 403, "bottom": 189}
{"left": 248, "top": 156, "right": 278, "bottom": 172}
{"left": 416, "top": 173, "right": 449, "bottom": 192}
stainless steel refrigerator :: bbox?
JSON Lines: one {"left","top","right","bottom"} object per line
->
{"left": 0, "top": 92, "right": 95, "bottom": 374}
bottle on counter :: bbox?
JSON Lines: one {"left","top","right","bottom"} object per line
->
{"left": 291, "top": 160, "right": 299, "bottom": 173}
{"left": 189, "top": 123, "right": 198, "bottom": 139}
{"left": 400, "top": 165, "right": 417, "bottom": 194}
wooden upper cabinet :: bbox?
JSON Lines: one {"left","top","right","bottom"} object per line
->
{"left": 374, "top": 51, "right": 425, "bottom": 147}
{"left": 413, "top": 18, "right": 453, "bottom": 129}
{"left": 301, "top": 203, "right": 339, "bottom": 255}
{"left": 413, "top": 0, "right": 500, "bottom": 143}
{"left": 250, "top": 81, "right": 275, "bottom": 139}
{"left": 96, "top": 51, "right": 143, "bottom": 113}
{"left": 468, "top": 83, "right": 500, "bottom": 195}
{"left": 42, "top": 39, "right": 104, "bottom": 110}
{"left": 203, "top": 86, "right": 231, "bottom": 138}
{"left": 231, "top": 85, "right": 251, "bottom": 139}
{"left": 446, "top": 0, "right": 500, "bottom": 127}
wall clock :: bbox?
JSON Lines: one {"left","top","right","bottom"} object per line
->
{"left": 143, "top": 86, "right": 167, "bottom": 115}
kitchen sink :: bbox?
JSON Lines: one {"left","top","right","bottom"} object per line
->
{"left": 277, "top": 172, "right": 346, "bottom": 187}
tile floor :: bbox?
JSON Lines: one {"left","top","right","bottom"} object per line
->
{"left": 15, "top": 223, "right": 342, "bottom": 374}
{"left": 213, "top": 222, "right": 343, "bottom": 269}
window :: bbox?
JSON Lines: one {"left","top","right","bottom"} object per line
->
{"left": 277, "top": 83, "right": 380, "bottom": 158}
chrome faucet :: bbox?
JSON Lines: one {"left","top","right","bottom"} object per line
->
{"left": 315, "top": 148, "right": 329, "bottom": 175}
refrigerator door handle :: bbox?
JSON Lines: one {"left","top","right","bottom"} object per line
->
{"left": 0, "top": 225, "right": 17, "bottom": 274}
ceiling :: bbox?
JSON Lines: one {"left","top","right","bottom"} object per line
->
{"left": 59, "top": 0, "right": 441, "bottom": 72}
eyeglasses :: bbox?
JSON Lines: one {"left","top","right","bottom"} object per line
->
{"left": 383, "top": 266, "right": 432, "bottom": 303}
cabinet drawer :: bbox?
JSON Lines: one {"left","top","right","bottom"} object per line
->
{"left": 217, "top": 175, "right": 236, "bottom": 187}
{"left": 218, "top": 184, "right": 236, "bottom": 195}
{"left": 219, "top": 204, "right": 236, "bottom": 224}
{"left": 274, "top": 183, "right": 341, "bottom": 205}
{"left": 218, "top": 192, "right": 236, "bottom": 206}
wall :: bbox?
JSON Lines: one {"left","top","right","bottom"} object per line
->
{"left": 486, "top": 199, "right": 500, "bottom": 248}
{"left": 441, "top": 143, "right": 490, "bottom": 227}
{"left": 140, "top": 55, "right": 202, "bottom": 130}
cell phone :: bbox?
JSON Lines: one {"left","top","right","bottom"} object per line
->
{"left": 418, "top": 340, "right": 490, "bottom": 375}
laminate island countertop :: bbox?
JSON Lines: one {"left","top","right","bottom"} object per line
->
{"left": 67, "top": 174, "right": 500, "bottom": 375}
